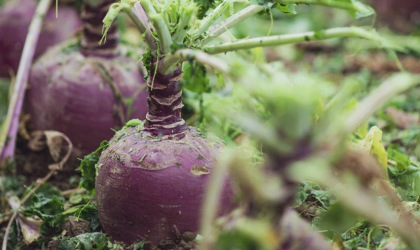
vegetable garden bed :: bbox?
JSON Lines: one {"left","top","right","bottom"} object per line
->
{"left": 2, "top": 0, "right": 420, "bottom": 249}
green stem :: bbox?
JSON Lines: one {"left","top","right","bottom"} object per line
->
{"left": 172, "top": 5, "right": 195, "bottom": 43}
{"left": 159, "top": 49, "right": 228, "bottom": 75}
{"left": 201, "top": 5, "right": 265, "bottom": 45}
{"left": 344, "top": 73, "right": 420, "bottom": 134}
{"left": 140, "top": 0, "right": 173, "bottom": 54}
{"left": 203, "top": 27, "right": 390, "bottom": 55}
{"left": 123, "top": 3, "right": 157, "bottom": 53}
{"left": 275, "top": 0, "right": 373, "bottom": 14}
{"left": 187, "top": 0, "right": 230, "bottom": 41}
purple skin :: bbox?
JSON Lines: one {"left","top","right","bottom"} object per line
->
{"left": 96, "top": 67, "right": 235, "bottom": 244}
{"left": 96, "top": 126, "right": 233, "bottom": 244}
{"left": 25, "top": 0, "right": 148, "bottom": 154}
{"left": 0, "top": 0, "right": 82, "bottom": 78}
{"left": 25, "top": 42, "right": 148, "bottom": 153}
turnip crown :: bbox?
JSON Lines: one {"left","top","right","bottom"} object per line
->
{"left": 143, "top": 66, "right": 187, "bottom": 136}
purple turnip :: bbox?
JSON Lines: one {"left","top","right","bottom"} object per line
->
{"left": 24, "top": 0, "right": 148, "bottom": 154}
{"left": 93, "top": 0, "right": 389, "bottom": 245}
{"left": 95, "top": 66, "right": 234, "bottom": 244}
{"left": 0, "top": 0, "right": 82, "bottom": 78}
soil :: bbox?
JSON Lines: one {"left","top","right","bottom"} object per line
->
{"left": 14, "top": 134, "right": 82, "bottom": 190}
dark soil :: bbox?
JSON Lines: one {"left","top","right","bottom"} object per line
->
{"left": 14, "top": 134, "right": 83, "bottom": 191}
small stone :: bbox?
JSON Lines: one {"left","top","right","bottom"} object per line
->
{"left": 181, "top": 232, "right": 195, "bottom": 242}
{"left": 68, "top": 216, "right": 90, "bottom": 236}
{"left": 307, "top": 206, "right": 316, "bottom": 214}
{"left": 47, "top": 239, "right": 61, "bottom": 250}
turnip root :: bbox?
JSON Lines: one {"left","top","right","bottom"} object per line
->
{"left": 25, "top": 0, "right": 148, "bottom": 153}
{"left": 0, "top": 0, "right": 82, "bottom": 78}
{"left": 96, "top": 124, "right": 233, "bottom": 243}
{"left": 94, "top": 0, "right": 390, "bottom": 245}
{"left": 95, "top": 66, "right": 234, "bottom": 244}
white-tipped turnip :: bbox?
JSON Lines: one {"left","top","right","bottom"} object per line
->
{"left": 25, "top": 0, "right": 148, "bottom": 154}
{"left": 0, "top": 0, "right": 82, "bottom": 78}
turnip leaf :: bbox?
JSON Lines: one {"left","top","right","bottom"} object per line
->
{"left": 78, "top": 141, "right": 109, "bottom": 193}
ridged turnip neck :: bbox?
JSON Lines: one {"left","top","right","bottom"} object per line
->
{"left": 80, "top": 0, "right": 119, "bottom": 56}
{"left": 143, "top": 66, "right": 187, "bottom": 136}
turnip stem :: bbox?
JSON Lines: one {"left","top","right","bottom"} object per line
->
{"left": 275, "top": 0, "right": 373, "bottom": 14}
{"left": 159, "top": 49, "right": 228, "bottom": 75}
{"left": 344, "top": 73, "right": 420, "bottom": 134}
{"left": 81, "top": 0, "right": 120, "bottom": 54}
{"left": 140, "top": 0, "right": 173, "bottom": 54}
{"left": 203, "top": 26, "right": 394, "bottom": 54}
{"left": 0, "top": 0, "right": 52, "bottom": 162}
{"left": 187, "top": 0, "right": 230, "bottom": 41}
{"left": 172, "top": 5, "right": 195, "bottom": 44}
{"left": 201, "top": 5, "right": 265, "bottom": 45}
{"left": 124, "top": 3, "right": 158, "bottom": 53}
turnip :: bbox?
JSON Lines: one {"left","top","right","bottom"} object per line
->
{"left": 94, "top": 0, "right": 398, "bottom": 245}
{"left": 0, "top": 0, "right": 82, "bottom": 78}
{"left": 24, "top": 0, "right": 148, "bottom": 153}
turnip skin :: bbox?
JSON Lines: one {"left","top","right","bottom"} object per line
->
{"left": 25, "top": 0, "right": 148, "bottom": 154}
{"left": 25, "top": 41, "right": 148, "bottom": 153}
{"left": 96, "top": 126, "right": 234, "bottom": 244}
{"left": 0, "top": 0, "right": 82, "bottom": 78}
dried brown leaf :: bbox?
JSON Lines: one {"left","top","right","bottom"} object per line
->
{"left": 28, "top": 131, "right": 47, "bottom": 151}
{"left": 44, "top": 131, "right": 64, "bottom": 162}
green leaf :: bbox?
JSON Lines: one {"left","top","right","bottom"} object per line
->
{"left": 62, "top": 203, "right": 100, "bottom": 231}
{"left": 338, "top": 0, "right": 374, "bottom": 19}
{"left": 78, "top": 141, "right": 109, "bottom": 193}
{"left": 181, "top": 61, "right": 210, "bottom": 94}
{"left": 23, "top": 183, "right": 63, "bottom": 208}
{"left": 0, "top": 174, "right": 26, "bottom": 198}
{"left": 23, "top": 194, "right": 66, "bottom": 228}
{"left": 276, "top": 3, "right": 296, "bottom": 15}
{"left": 194, "top": 0, "right": 216, "bottom": 19}
{"left": 59, "top": 233, "right": 109, "bottom": 250}
{"left": 133, "top": 240, "right": 145, "bottom": 250}
{"left": 387, "top": 148, "right": 413, "bottom": 172}
{"left": 125, "top": 119, "right": 145, "bottom": 128}
{"left": 78, "top": 152, "right": 100, "bottom": 192}
{"left": 142, "top": 50, "right": 154, "bottom": 77}
{"left": 354, "top": 126, "right": 388, "bottom": 179}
